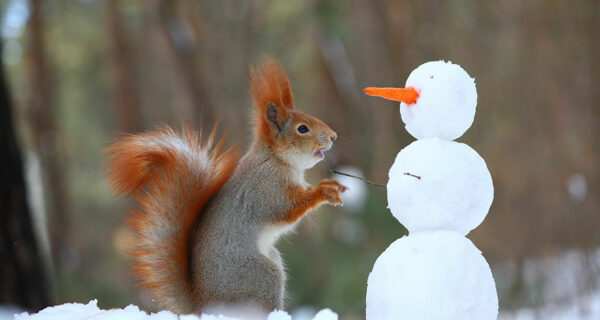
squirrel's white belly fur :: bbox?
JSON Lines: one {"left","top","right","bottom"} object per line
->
{"left": 255, "top": 169, "right": 307, "bottom": 259}
{"left": 257, "top": 223, "right": 296, "bottom": 260}
{"left": 255, "top": 168, "right": 307, "bottom": 259}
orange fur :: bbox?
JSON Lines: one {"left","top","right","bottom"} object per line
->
{"left": 283, "top": 179, "right": 346, "bottom": 223}
{"left": 106, "top": 126, "right": 238, "bottom": 313}
{"left": 249, "top": 57, "right": 295, "bottom": 147}
{"left": 105, "top": 58, "right": 344, "bottom": 313}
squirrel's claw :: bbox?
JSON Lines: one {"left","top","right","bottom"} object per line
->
{"left": 318, "top": 179, "right": 348, "bottom": 192}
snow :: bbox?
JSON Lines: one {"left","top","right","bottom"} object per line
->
{"left": 499, "top": 289, "right": 600, "bottom": 320}
{"left": 366, "top": 231, "right": 498, "bottom": 320}
{"left": 387, "top": 138, "right": 493, "bottom": 235}
{"left": 400, "top": 60, "right": 477, "bottom": 141}
{"left": 14, "top": 300, "right": 180, "bottom": 320}
{"left": 0, "top": 305, "right": 23, "bottom": 320}
{"left": 12, "top": 300, "right": 337, "bottom": 320}
{"left": 497, "top": 247, "right": 600, "bottom": 320}
{"left": 267, "top": 310, "right": 291, "bottom": 320}
{"left": 273, "top": 307, "right": 336, "bottom": 320}
{"left": 311, "top": 309, "right": 338, "bottom": 320}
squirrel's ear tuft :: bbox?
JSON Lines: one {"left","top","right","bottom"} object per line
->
{"left": 249, "top": 56, "right": 295, "bottom": 115}
{"left": 249, "top": 56, "right": 295, "bottom": 143}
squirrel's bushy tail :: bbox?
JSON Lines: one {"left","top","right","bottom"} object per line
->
{"left": 106, "top": 125, "right": 238, "bottom": 313}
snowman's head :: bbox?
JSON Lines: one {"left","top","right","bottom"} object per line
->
{"left": 363, "top": 60, "right": 477, "bottom": 140}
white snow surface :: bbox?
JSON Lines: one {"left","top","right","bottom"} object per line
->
{"left": 400, "top": 60, "right": 477, "bottom": 140}
{"left": 387, "top": 138, "right": 493, "bottom": 235}
{"left": 366, "top": 231, "right": 498, "bottom": 320}
{"left": 14, "top": 301, "right": 181, "bottom": 320}
{"left": 309, "top": 309, "right": 338, "bottom": 320}
{"left": 0, "top": 305, "right": 23, "bottom": 320}
{"left": 13, "top": 300, "right": 337, "bottom": 320}
{"left": 499, "top": 291, "right": 600, "bottom": 320}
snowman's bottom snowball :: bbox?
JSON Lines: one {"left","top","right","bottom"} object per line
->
{"left": 366, "top": 231, "right": 498, "bottom": 320}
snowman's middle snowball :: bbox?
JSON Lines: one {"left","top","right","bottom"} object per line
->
{"left": 387, "top": 138, "right": 493, "bottom": 235}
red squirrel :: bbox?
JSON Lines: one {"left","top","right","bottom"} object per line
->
{"left": 106, "top": 57, "right": 347, "bottom": 314}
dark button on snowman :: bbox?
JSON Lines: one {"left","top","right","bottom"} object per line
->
{"left": 364, "top": 61, "right": 498, "bottom": 320}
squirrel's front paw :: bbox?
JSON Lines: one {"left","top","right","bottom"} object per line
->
{"left": 317, "top": 179, "right": 347, "bottom": 206}
{"left": 318, "top": 179, "right": 348, "bottom": 192}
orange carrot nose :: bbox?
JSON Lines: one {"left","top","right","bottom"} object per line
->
{"left": 363, "top": 87, "right": 420, "bottom": 104}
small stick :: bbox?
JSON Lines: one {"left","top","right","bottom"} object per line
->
{"left": 403, "top": 172, "right": 421, "bottom": 180}
{"left": 330, "top": 169, "right": 387, "bottom": 189}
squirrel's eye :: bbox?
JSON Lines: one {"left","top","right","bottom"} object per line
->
{"left": 297, "top": 125, "right": 309, "bottom": 134}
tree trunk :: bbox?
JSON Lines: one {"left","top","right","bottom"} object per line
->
{"left": 0, "top": 45, "right": 50, "bottom": 312}
{"left": 106, "top": 0, "right": 141, "bottom": 132}
{"left": 27, "top": 0, "right": 70, "bottom": 269}
{"left": 143, "top": 0, "right": 214, "bottom": 129}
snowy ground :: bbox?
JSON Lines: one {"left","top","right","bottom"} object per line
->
{"left": 3, "top": 292, "right": 599, "bottom": 320}
{"left": 498, "top": 248, "right": 600, "bottom": 320}
{"left": 2, "top": 301, "right": 337, "bottom": 320}
{"left": 498, "top": 290, "right": 600, "bottom": 320}
{"left": 2, "top": 249, "right": 598, "bottom": 320}
{"left": 0, "top": 306, "right": 22, "bottom": 320}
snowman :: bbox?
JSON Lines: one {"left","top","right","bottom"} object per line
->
{"left": 363, "top": 61, "right": 498, "bottom": 319}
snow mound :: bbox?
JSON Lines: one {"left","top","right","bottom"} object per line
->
{"left": 267, "top": 310, "right": 291, "bottom": 320}
{"left": 14, "top": 300, "right": 180, "bottom": 320}
{"left": 366, "top": 231, "right": 498, "bottom": 320}
{"left": 311, "top": 309, "right": 338, "bottom": 320}
{"left": 400, "top": 60, "right": 477, "bottom": 140}
{"left": 387, "top": 138, "right": 493, "bottom": 235}
{"left": 13, "top": 300, "right": 337, "bottom": 320}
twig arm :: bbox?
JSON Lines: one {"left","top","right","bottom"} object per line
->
{"left": 330, "top": 169, "right": 387, "bottom": 189}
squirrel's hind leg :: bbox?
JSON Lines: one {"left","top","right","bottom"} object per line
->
{"left": 198, "top": 254, "right": 285, "bottom": 314}
{"left": 240, "top": 254, "right": 285, "bottom": 311}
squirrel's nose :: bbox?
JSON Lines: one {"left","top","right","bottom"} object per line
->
{"left": 330, "top": 134, "right": 337, "bottom": 142}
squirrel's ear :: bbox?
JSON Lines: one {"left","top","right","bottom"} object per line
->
{"left": 266, "top": 102, "right": 284, "bottom": 137}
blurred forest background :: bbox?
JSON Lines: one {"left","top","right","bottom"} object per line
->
{"left": 1, "top": 0, "right": 599, "bottom": 319}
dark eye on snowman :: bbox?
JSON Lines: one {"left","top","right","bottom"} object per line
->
{"left": 297, "top": 125, "right": 309, "bottom": 134}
